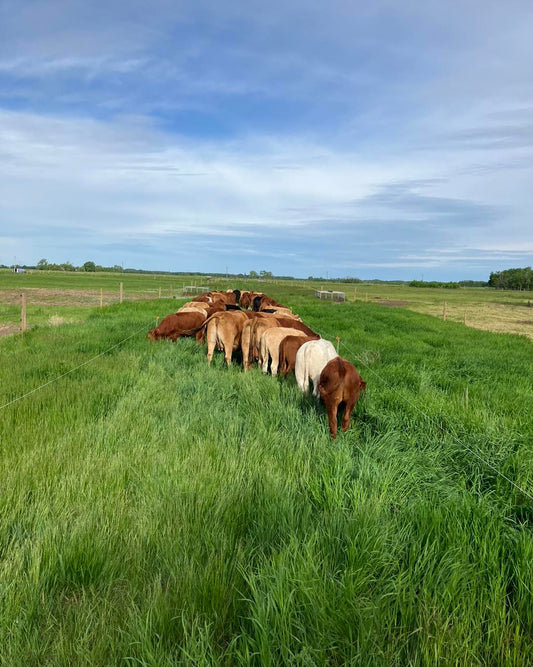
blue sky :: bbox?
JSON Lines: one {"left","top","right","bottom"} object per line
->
{"left": 1, "top": 0, "right": 532, "bottom": 280}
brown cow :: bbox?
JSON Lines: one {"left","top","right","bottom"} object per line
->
{"left": 259, "top": 327, "right": 307, "bottom": 375}
{"left": 317, "top": 357, "right": 366, "bottom": 439}
{"left": 274, "top": 317, "right": 316, "bottom": 337}
{"left": 147, "top": 311, "right": 206, "bottom": 342}
{"left": 241, "top": 316, "right": 280, "bottom": 370}
{"left": 204, "top": 310, "right": 249, "bottom": 365}
{"left": 241, "top": 315, "right": 317, "bottom": 371}
{"left": 279, "top": 334, "right": 320, "bottom": 377}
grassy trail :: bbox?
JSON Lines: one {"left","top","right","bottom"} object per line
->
{"left": 0, "top": 296, "right": 532, "bottom": 664}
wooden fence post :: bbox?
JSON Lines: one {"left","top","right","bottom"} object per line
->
{"left": 335, "top": 336, "right": 340, "bottom": 353}
{"left": 158, "top": 286, "right": 161, "bottom": 299}
{"left": 463, "top": 310, "right": 467, "bottom": 326}
{"left": 21, "top": 293, "right": 27, "bottom": 331}
{"left": 100, "top": 288, "right": 103, "bottom": 308}
{"left": 119, "top": 282, "right": 123, "bottom": 304}
{"left": 169, "top": 284, "right": 173, "bottom": 299}
{"left": 442, "top": 301, "right": 447, "bottom": 321}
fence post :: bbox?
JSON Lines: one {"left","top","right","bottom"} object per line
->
{"left": 119, "top": 282, "right": 123, "bottom": 304}
{"left": 335, "top": 336, "right": 340, "bottom": 353}
{"left": 353, "top": 287, "right": 357, "bottom": 302}
{"left": 169, "top": 284, "right": 173, "bottom": 299}
{"left": 158, "top": 286, "right": 161, "bottom": 299}
{"left": 100, "top": 288, "right": 103, "bottom": 308}
{"left": 21, "top": 293, "right": 27, "bottom": 331}
{"left": 463, "top": 310, "right": 467, "bottom": 326}
{"left": 442, "top": 301, "right": 447, "bottom": 321}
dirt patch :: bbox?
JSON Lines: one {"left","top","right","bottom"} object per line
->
{"left": 518, "top": 321, "right": 533, "bottom": 326}
{"left": 0, "top": 323, "right": 20, "bottom": 337}
{"left": 379, "top": 300, "right": 410, "bottom": 307}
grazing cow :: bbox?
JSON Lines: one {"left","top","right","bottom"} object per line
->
{"left": 262, "top": 306, "right": 298, "bottom": 319}
{"left": 279, "top": 335, "right": 320, "bottom": 378}
{"left": 318, "top": 357, "right": 366, "bottom": 439}
{"left": 240, "top": 315, "right": 279, "bottom": 371}
{"left": 259, "top": 327, "right": 307, "bottom": 375}
{"left": 147, "top": 311, "right": 206, "bottom": 342}
{"left": 192, "top": 293, "right": 213, "bottom": 303}
{"left": 253, "top": 295, "right": 282, "bottom": 312}
{"left": 274, "top": 317, "right": 316, "bottom": 337}
{"left": 239, "top": 291, "right": 255, "bottom": 309}
{"left": 204, "top": 310, "right": 249, "bottom": 366}
{"left": 177, "top": 302, "right": 209, "bottom": 316}
{"left": 205, "top": 302, "right": 226, "bottom": 317}
{"left": 178, "top": 301, "right": 210, "bottom": 313}
{"left": 295, "top": 338, "right": 338, "bottom": 396}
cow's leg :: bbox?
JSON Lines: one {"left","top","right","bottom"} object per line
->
{"left": 325, "top": 397, "right": 339, "bottom": 439}
{"left": 223, "top": 331, "right": 234, "bottom": 366}
{"left": 206, "top": 324, "right": 217, "bottom": 364}
{"left": 342, "top": 395, "right": 358, "bottom": 432}
{"left": 312, "top": 374, "right": 321, "bottom": 399}
{"left": 241, "top": 327, "right": 251, "bottom": 371}
{"left": 260, "top": 336, "right": 268, "bottom": 373}
{"left": 270, "top": 346, "right": 279, "bottom": 376}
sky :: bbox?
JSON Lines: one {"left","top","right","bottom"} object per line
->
{"left": 1, "top": 0, "right": 533, "bottom": 280}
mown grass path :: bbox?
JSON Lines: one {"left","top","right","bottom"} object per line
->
{"left": 0, "top": 296, "right": 531, "bottom": 664}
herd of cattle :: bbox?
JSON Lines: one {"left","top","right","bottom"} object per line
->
{"left": 147, "top": 289, "right": 366, "bottom": 438}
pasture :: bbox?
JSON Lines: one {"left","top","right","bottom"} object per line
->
{"left": 0, "top": 277, "right": 532, "bottom": 664}
{"left": 3, "top": 269, "right": 533, "bottom": 340}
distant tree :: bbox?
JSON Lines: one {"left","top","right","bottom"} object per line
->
{"left": 489, "top": 267, "right": 532, "bottom": 290}
{"left": 249, "top": 270, "right": 258, "bottom": 278}
{"left": 259, "top": 270, "right": 273, "bottom": 278}
{"left": 83, "top": 261, "right": 96, "bottom": 272}
{"left": 37, "top": 258, "right": 48, "bottom": 269}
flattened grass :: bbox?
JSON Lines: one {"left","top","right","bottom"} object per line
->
{"left": 0, "top": 296, "right": 531, "bottom": 664}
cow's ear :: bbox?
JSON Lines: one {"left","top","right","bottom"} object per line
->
{"left": 360, "top": 380, "right": 367, "bottom": 391}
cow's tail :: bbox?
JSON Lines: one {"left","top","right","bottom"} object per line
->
{"left": 318, "top": 356, "right": 344, "bottom": 395}
{"left": 195, "top": 313, "right": 219, "bottom": 344}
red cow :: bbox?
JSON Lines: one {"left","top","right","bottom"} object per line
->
{"left": 317, "top": 357, "right": 366, "bottom": 439}
{"left": 147, "top": 311, "right": 206, "bottom": 342}
{"left": 279, "top": 335, "right": 319, "bottom": 377}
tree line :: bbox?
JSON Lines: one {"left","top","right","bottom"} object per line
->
{"left": 488, "top": 267, "right": 533, "bottom": 290}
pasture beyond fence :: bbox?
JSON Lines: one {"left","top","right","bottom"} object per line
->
{"left": 11, "top": 283, "right": 191, "bottom": 332}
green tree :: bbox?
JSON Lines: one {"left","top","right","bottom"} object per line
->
{"left": 83, "top": 261, "right": 96, "bottom": 272}
{"left": 37, "top": 258, "right": 48, "bottom": 269}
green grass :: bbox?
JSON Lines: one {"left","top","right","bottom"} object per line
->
{"left": 0, "top": 293, "right": 532, "bottom": 664}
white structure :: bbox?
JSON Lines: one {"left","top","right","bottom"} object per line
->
{"left": 183, "top": 285, "right": 209, "bottom": 294}
{"left": 314, "top": 290, "right": 345, "bottom": 302}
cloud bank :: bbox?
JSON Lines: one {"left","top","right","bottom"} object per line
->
{"left": 1, "top": 0, "right": 532, "bottom": 279}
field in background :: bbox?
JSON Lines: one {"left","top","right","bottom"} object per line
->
{"left": 0, "top": 281, "right": 532, "bottom": 663}
{"left": 2, "top": 269, "right": 533, "bottom": 339}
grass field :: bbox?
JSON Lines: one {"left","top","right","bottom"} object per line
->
{"left": 0, "top": 282, "right": 532, "bottom": 664}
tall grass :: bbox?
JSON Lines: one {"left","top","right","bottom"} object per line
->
{"left": 0, "top": 296, "right": 531, "bottom": 664}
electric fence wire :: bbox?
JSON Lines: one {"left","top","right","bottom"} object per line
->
{"left": 0, "top": 321, "right": 152, "bottom": 412}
